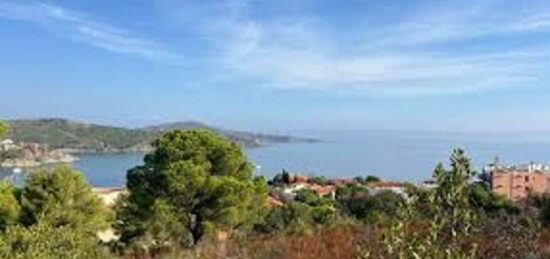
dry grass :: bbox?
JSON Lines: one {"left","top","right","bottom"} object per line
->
{"left": 120, "top": 225, "right": 366, "bottom": 259}
{"left": 121, "top": 223, "right": 550, "bottom": 259}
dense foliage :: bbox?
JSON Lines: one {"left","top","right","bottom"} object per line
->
{"left": 0, "top": 182, "right": 20, "bottom": 231}
{"left": 336, "top": 184, "right": 403, "bottom": 223}
{"left": 115, "top": 130, "right": 269, "bottom": 252}
{"left": 0, "top": 166, "right": 109, "bottom": 258}
{"left": 19, "top": 166, "right": 111, "bottom": 231}
{"left": 0, "top": 121, "right": 7, "bottom": 139}
{"left": 257, "top": 189, "right": 336, "bottom": 234}
{"left": 0, "top": 220, "right": 108, "bottom": 259}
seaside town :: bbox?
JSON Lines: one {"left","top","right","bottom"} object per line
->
{"left": 88, "top": 160, "right": 550, "bottom": 210}
{"left": 3, "top": 131, "right": 550, "bottom": 221}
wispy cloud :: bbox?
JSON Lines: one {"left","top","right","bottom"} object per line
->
{"left": 373, "top": 2, "right": 550, "bottom": 47}
{"left": 182, "top": 0, "right": 550, "bottom": 97}
{"left": 0, "top": 2, "right": 178, "bottom": 62}
{"left": 3, "top": 1, "right": 550, "bottom": 96}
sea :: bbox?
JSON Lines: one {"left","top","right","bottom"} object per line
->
{"left": 3, "top": 130, "right": 550, "bottom": 187}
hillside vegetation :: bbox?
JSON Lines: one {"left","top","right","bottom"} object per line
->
{"left": 6, "top": 118, "right": 316, "bottom": 152}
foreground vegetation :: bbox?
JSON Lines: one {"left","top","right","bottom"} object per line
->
{"left": 1, "top": 121, "right": 550, "bottom": 258}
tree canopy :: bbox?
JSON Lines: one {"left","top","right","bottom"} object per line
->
{"left": 0, "top": 121, "right": 8, "bottom": 139}
{"left": 116, "top": 130, "right": 268, "bottom": 250}
{"left": 19, "top": 166, "right": 110, "bottom": 232}
{"left": 0, "top": 219, "right": 108, "bottom": 259}
{"left": 0, "top": 182, "right": 20, "bottom": 231}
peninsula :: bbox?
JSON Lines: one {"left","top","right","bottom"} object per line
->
{"left": 5, "top": 118, "right": 318, "bottom": 154}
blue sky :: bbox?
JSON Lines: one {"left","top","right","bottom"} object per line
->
{"left": 1, "top": 0, "right": 550, "bottom": 132}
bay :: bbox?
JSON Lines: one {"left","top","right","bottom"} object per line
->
{"left": 4, "top": 130, "right": 550, "bottom": 187}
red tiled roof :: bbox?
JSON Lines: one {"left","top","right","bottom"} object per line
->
{"left": 267, "top": 196, "right": 283, "bottom": 207}
{"left": 307, "top": 184, "right": 336, "bottom": 196}
{"left": 326, "top": 179, "right": 354, "bottom": 186}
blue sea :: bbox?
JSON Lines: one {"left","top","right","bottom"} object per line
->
{"left": 4, "top": 130, "right": 550, "bottom": 187}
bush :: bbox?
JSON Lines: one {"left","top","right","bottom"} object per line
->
{"left": 0, "top": 219, "right": 108, "bottom": 259}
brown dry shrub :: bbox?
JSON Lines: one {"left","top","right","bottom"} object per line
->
{"left": 139, "top": 225, "right": 366, "bottom": 259}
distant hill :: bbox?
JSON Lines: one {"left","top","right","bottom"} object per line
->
{"left": 141, "top": 121, "right": 318, "bottom": 146}
{"left": 141, "top": 121, "right": 217, "bottom": 132}
{"left": 6, "top": 118, "right": 317, "bottom": 153}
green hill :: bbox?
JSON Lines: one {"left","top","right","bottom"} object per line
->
{"left": 7, "top": 119, "right": 152, "bottom": 152}
{"left": 6, "top": 118, "right": 317, "bottom": 152}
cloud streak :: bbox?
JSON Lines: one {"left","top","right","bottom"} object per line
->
{"left": 3, "top": 1, "right": 550, "bottom": 96}
{"left": 207, "top": 1, "right": 550, "bottom": 96}
{"left": 0, "top": 2, "right": 178, "bottom": 62}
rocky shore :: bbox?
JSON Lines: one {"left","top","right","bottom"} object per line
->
{"left": 0, "top": 141, "right": 78, "bottom": 168}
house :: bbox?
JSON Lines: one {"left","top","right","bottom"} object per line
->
{"left": 282, "top": 182, "right": 337, "bottom": 200}
{"left": 419, "top": 180, "right": 438, "bottom": 189}
{"left": 307, "top": 184, "right": 337, "bottom": 199}
{"left": 289, "top": 174, "right": 309, "bottom": 184}
{"left": 367, "top": 181, "right": 407, "bottom": 196}
{"left": 490, "top": 167, "right": 548, "bottom": 201}
{"left": 326, "top": 178, "right": 354, "bottom": 186}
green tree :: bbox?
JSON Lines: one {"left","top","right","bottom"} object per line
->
{"left": 365, "top": 175, "right": 381, "bottom": 183}
{"left": 295, "top": 189, "right": 333, "bottom": 207}
{"left": 19, "top": 166, "right": 110, "bottom": 232}
{"left": 363, "top": 149, "right": 478, "bottom": 259}
{"left": 116, "top": 130, "right": 268, "bottom": 250}
{"left": 309, "top": 176, "right": 327, "bottom": 185}
{"left": 336, "top": 184, "right": 402, "bottom": 223}
{"left": 469, "top": 181, "right": 517, "bottom": 215}
{"left": 0, "top": 121, "right": 8, "bottom": 139}
{"left": 256, "top": 202, "right": 314, "bottom": 234}
{"left": 0, "top": 182, "right": 20, "bottom": 231}
{"left": 0, "top": 219, "right": 108, "bottom": 259}
{"left": 268, "top": 170, "right": 291, "bottom": 187}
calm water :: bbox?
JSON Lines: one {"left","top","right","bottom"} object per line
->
{"left": 4, "top": 130, "right": 550, "bottom": 187}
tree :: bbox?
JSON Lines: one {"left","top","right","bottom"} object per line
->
{"left": 363, "top": 148, "right": 479, "bottom": 259}
{"left": 268, "top": 170, "right": 291, "bottom": 187}
{"left": 19, "top": 166, "right": 110, "bottom": 232}
{"left": 309, "top": 176, "right": 327, "bottom": 185}
{"left": 365, "top": 175, "right": 381, "bottom": 183}
{"left": 256, "top": 202, "right": 314, "bottom": 234}
{"left": 0, "top": 219, "right": 107, "bottom": 259}
{"left": 0, "top": 182, "right": 20, "bottom": 231}
{"left": 336, "top": 184, "right": 402, "bottom": 223}
{"left": 282, "top": 169, "right": 290, "bottom": 184}
{"left": 116, "top": 130, "right": 268, "bottom": 250}
{"left": 0, "top": 121, "right": 8, "bottom": 139}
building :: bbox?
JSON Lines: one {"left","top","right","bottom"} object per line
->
{"left": 487, "top": 161, "right": 550, "bottom": 201}
{"left": 367, "top": 182, "right": 407, "bottom": 196}
{"left": 325, "top": 178, "right": 354, "bottom": 186}
{"left": 490, "top": 169, "right": 548, "bottom": 201}
{"left": 282, "top": 182, "right": 337, "bottom": 200}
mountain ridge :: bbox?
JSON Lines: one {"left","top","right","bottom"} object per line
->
{"left": 5, "top": 118, "right": 318, "bottom": 152}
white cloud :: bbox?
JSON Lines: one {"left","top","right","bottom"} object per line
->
{"left": 192, "top": 1, "right": 550, "bottom": 97}
{"left": 0, "top": 2, "right": 178, "bottom": 62}
{"left": 3, "top": 1, "right": 550, "bottom": 96}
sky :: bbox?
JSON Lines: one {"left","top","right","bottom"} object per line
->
{"left": 1, "top": 0, "right": 550, "bottom": 133}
